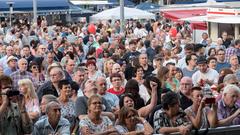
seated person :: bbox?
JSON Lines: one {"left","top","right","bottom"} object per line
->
{"left": 115, "top": 106, "right": 153, "bottom": 134}
{"left": 217, "top": 84, "right": 240, "bottom": 126}
{"left": 185, "top": 86, "right": 218, "bottom": 129}
{"left": 153, "top": 92, "right": 192, "bottom": 134}
{"left": 79, "top": 95, "right": 118, "bottom": 135}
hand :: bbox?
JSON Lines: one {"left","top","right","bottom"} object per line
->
{"left": 199, "top": 97, "right": 206, "bottom": 109}
{"left": 178, "top": 125, "right": 190, "bottom": 135}
{"left": 17, "top": 94, "right": 26, "bottom": 110}
{"left": 107, "top": 127, "right": 117, "bottom": 134}
{"left": 150, "top": 81, "right": 158, "bottom": 91}
{"left": 233, "top": 109, "right": 240, "bottom": 118}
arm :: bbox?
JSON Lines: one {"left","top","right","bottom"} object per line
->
{"left": 217, "top": 109, "right": 240, "bottom": 126}
{"left": 101, "top": 112, "right": 115, "bottom": 121}
{"left": 0, "top": 95, "right": 8, "bottom": 116}
{"left": 138, "top": 81, "right": 158, "bottom": 118}
{"left": 207, "top": 104, "right": 218, "bottom": 128}
{"left": 159, "top": 125, "right": 190, "bottom": 135}
{"left": 81, "top": 126, "right": 117, "bottom": 135}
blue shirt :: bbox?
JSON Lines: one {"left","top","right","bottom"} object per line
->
{"left": 33, "top": 117, "right": 70, "bottom": 135}
{"left": 215, "top": 62, "right": 231, "bottom": 73}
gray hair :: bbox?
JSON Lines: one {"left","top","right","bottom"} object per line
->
{"left": 45, "top": 101, "right": 60, "bottom": 114}
{"left": 42, "top": 94, "right": 58, "bottom": 103}
{"left": 223, "top": 84, "right": 240, "bottom": 95}
{"left": 223, "top": 74, "right": 238, "bottom": 85}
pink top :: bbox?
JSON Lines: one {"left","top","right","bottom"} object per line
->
{"left": 25, "top": 98, "right": 40, "bottom": 113}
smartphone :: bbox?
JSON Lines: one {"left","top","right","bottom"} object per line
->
{"left": 205, "top": 97, "right": 216, "bottom": 104}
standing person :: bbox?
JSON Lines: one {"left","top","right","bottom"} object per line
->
{"left": 33, "top": 101, "right": 70, "bottom": 134}
{"left": 10, "top": 58, "right": 34, "bottom": 90}
{"left": 215, "top": 49, "right": 231, "bottom": 72}
{"left": 182, "top": 53, "right": 198, "bottom": 77}
{"left": 122, "top": 39, "right": 141, "bottom": 63}
{"left": 221, "top": 31, "right": 231, "bottom": 48}
{"left": 146, "top": 38, "right": 158, "bottom": 62}
{"left": 225, "top": 39, "right": 240, "bottom": 63}
{"left": 79, "top": 95, "right": 118, "bottom": 135}
{"left": 138, "top": 53, "right": 154, "bottom": 78}
{"left": 0, "top": 75, "right": 33, "bottom": 135}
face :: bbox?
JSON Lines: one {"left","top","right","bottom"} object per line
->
{"left": 169, "top": 65, "right": 177, "bottom": 77}
{"left": 107, "top": 60, "right": 114, "bottom": 72}
{"left": 111, "top": 77, "right": 122, "bottom": 88}
{"left": 60, "top": 84, "right": 72, "bottom": 98}
{"left": 6, "top": 46, "right": 13, "bottom": 56}
{"left": 175, "top": 71, "right": 183, "bottom": 81}
{"left": 217, "top": 50, "right": 225, "bottom": 62}
{"left": 38, "top": 45, "right": 47, "bottom": 55}
{"left": 18, "top": 59, "right": 28, "bottom": 71}
{"left": 83, "top": 80, "right": 97, "bottom": 95}
{"left": 74, "top": 71, "right": 86, "bottom": 84}
{"left": 180, "top": 78, "right": 193, "bottom": 95}
{"left": 89, "top": 98, "right": 102, "bottom": 113}
{"left": 87, "top": 64, "right": 96, "bottom": 72}
{"left": 198, "top": 63, "right": 208, "bottom": 73}
{"left": 96, "top": 78, "right": 107, "bottom": 95}
{"left": 31, "top": 65, "right": 39, "bottom": 73}
{"left": 136, "top": 67, "right": 144, "bottom": 78}
{"left": 47, "top": 103, "right": 61, "bottom": 125}
{"left": 230, "top": 56, "right": 239, "bottom": 66}
{"left": 129, "top": 43, "right": 137, "bottom": 52}
{"left": 139, "top": 54, "right": 148, "bottom": 65}
{"left": 168, "top": 101, "right": 180, "bottom": 115}
{"left": 66, "top": 59, "right": 75, "bottom": 73}
{"left": 222, "top": 32, "right": 227, "bottom": 40}
{"left": 192, "top": 90, "right": 203, "bottom": 106}
{"left": 47, "top": 53, "right": 54, "bottom": 63}
{"left": 8, "top": 59, "right": 17, "bottom": 68}
{"left": 22, "top": 47, "right": 30, "bottom": 56}
{"left": 223, "top": 89, "right": 239, "bottom": 107}
{"left": 123, "top": 96, "right": 134, "bottom": 108}
{"left": 19, "top": 83, "right": 28, "bottom": 94}
{"left": 112, "top": 64, "right": 121, "bottom": 74}
{"left": 40, "top": 97, "right": 47, "bottom": 114}
{"left": 125, "top": 111, "right": 137, "bottom": 125}
{"left": 208, "top": 59, "right": 217, "bottom": 69}
{"left": 189, "top": 55, "right": 197, "bottom": 67}
{"left": 49, "top": 68, "right": 63, "bottom": 83}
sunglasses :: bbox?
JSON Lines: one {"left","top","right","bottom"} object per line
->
{"left": 32, "top": 66, "right": 38, "bottom": 69}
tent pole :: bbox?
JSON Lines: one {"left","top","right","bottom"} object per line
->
{"left": 33, "top": 0, "right": 37, "bottom": 24}
{"left": 120, "top": 0, "right": 124, "bottom": 33}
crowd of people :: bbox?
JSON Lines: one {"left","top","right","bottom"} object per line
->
{"left": 0, "top": 15, "right": 240, "bottom": 135}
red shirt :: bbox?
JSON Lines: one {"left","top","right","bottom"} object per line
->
{"left": 107, "top": 87, "right": 125, "bottom": 96}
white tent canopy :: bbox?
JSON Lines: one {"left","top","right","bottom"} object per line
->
{"left": 90, "top": 6, "right": 155, "bottom": 21}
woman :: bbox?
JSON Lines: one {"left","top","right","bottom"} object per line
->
{"left": 153, "top": 92, "right": 192, "bottom": 134}
{"left": 79, "top": 94, "right": 118, "bottom": 135}
{"left": 104, "top": 59, "right": 115, "bottom": 77}
{"left": 29, "top": 61, "right": 45, "bottom": 89}
{"left": 133, "top": 65, "right": 145, "bottom": 85}
{"left": 208, "top": 48, "right": 216, "bottom": 58}
{"left": 115, "top": 106, "right": 153, "bottom": 135}
{"left": 119, "top": 80, "right": 158, "bottom": 118}
{"left": 18, "top": 79, "right": 40, "bottom": 121}
{"left": 175, "top": 67, "right": 183, "bottom": 82}
{"left": 157, "top": 66, "right": 169, "bottom": 89}
{"left": 86, "top": 60, "right": 104, "bottom": 80}
{"left": 57, "top": 79, "right": 77, "bottom": 134}
{"left": 207, "top": 57, "right": 217, "bottom": 70}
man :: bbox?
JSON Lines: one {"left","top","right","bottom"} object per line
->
{"left": 51, "top": 38, "right": 63, "bottom": 62}
{"left": 73, "top": 67, "right": 87, "bottom": 97}
{"left": 138, "top": 53, "right": 154, "bottom": 78}
{"left": 64, "top": 59, "right": 75, "bottom": 81}
{"left": 177, "top": 43, "right": 194, "bottom": 69}
{"left": 37, "top": 63, "right": 65, "bottom": 102}
{"left": 21, "top": 45, "right": 34, "bottom": 64}
{"left": 152, "top": 54, "right": 163, "bottom": 75}
{"left": 4, "top": 55, "right": 18, "bottom": 76}
{"left": 122, "top": 39, "right": 141, "bottom": 63}
{"left": 96, "top": 76, "right": 119, "bottom": 109}
{"left": 10, "top": 58, "right": 34, "bottom": 90}
{"left": 192, "top": 56, "right": 219, "bottom": 87}
{"left": 225, "top": 39, "right": 240, "bottom": 63}
{"left": 215, "top": 49, "right": 231, "bottom": 72}
{"left": 217, "top": 84, "right": 240, "bottom": 126}
{"left": 75, "top": 79, "right": 113, "bottom": 120}
{"left": 146, "top": 38, "right": 158, "bottom": 62}
{"left": 33, "top": 101, "right": 70, "bottom": 134}
{"left": 0, "top": 75, "right": 32, "bottom": 134}
{"left": 221, "top": 31, "right": 231, "bottom": 48}
{"left": 39, "top": 94, "right": 58, "bottom": 119}
{"left": 200, "top": 32, "right": 208, "bottom": 46}
{"left": 178, "top": 77, "right": 193, "bottom": 110}
{"left": 107, "top": 73, "right": 125, "bottom": 96}
{"left": 182, "top": 53, "right": 198, "bottom": 77}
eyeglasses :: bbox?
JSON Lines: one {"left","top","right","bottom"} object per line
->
{"left": 218, "top": 53, "right": 225, "bottom": 55}
{"left": 231, "top": 82, "right": 239, "bottom": 85}
{"left": 99, "top": 82, "right": 106, "bottom": 86}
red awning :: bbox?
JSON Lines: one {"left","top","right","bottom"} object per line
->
{"left": 162, "top": 9, "right": 207, "bottom": 30}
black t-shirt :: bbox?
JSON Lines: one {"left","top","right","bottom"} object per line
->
{"left": 178, "top": 91, "right": 193, "bottom": 110}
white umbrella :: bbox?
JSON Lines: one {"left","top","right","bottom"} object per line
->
{"left": 207, "top": 16, "right": 240, "bottom": 24}
{"left": 90, "top": 6, "right": 155, "bottom": 21}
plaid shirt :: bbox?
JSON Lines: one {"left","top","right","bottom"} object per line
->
{"left": 225, "top": 46, "right": 238, "bottom": 63}
{"left": 10, "top": 70, "right": 34, "bottom": 90}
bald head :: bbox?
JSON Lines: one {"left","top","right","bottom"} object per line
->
{"left": 18, "top": 58, "right": 28, "bottom": 72}
{"left": 180, "top": 77, "right": 193, "bottom": 96}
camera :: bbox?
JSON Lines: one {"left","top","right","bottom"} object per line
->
{"left": 6, "top": 90, "right": 20, "bottom": 97}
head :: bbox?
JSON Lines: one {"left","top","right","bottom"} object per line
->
{"left": 6, "top": 46, "right": 14, "bottom": 56}
{"left": 222, "top": 84, "right": 240, "bottom": 107}
{"left": 87, "top": 94, "right": 103, "bottom": 114}
{"left": 191, "top": 86, "right": 203, "bottom": 106}
{"left": 157, "top": 66, "right": 169, "bottom": 82}
{"left": 175, "top": 68, "right": 183, "bottom": 81}
{"left": 18, "top": 58, "right": 28, "bottom": 72}
{"left": 7, "top": 56, "right": 17, "bottom": 69}
{"left": 222, "top": 31, "right": 228, "bottom": 40}
{"left": 223, "top": 74, "right": 239, "bottom": 86}
{"left": 70, "top": 81, "right": 79, "bottom": 97}
{"left": 22, "top": 45, "right": 31, "bottom": 57}
{"left": 185, "top": 53, "right": 197, "bottom": 67}
{"left": 184, "top": 44, "right": 194, "bottom": 56}
{"left": 110, "top": 73, "right": 122, "bottom": 89}
{"left": 18, "top": 79, "right": 36, "bottom": 99}
{"left": 229, "top": 55, "right": 239, "bottom": 66}
{"left": 112, "top": 63, "right": 121, "bottom": 74}
{"left": 216, "top": 49, "right": 226, "bottom": 62}
{"left": 162, "top": 92, "right": 180, "bottom": 115}
{"left": 234, "top": 39, "right": 240, "bottom": 49}
{"left": 48, "top": 65, "right": 65, "bottom": 83}
{"left": 86, "top": 60, "right": 97, "bottom": 72}
{"left": 197, "top": 57, "right": 208, "bottom": 73}
{"left": 82, "top": 79, "right": 97, "bottom": 97}
{"left": 118, "top": 106, "right": 139, "bottom": 127}
{"left": 46, "top": 101, "right": 61, "bottom": 126}
{"left": 133, "top": 65, "right": 144, "bottom": 78}
{"left": 125, "top": 79, "right": 140, "bottom": 96}
{"left": 207, "top": 57, "right": 217, "bottom": 70}
{"left": 37, "top": 44, "right": 47, "bottom": 55}
{"left": 65, "top": 59, "right": 75, "bottom": 73}
{"left": 138, "top": 53, "right": 148, "bottom": 66}
{"left": 167, "top": 63, "right": 177, "bottom": 78}
{"left": 208, "top": 48, "right": 216, "bottom": 57}
{"left": 202, "top": 32, "right": 208, "bottom": 40}
{"left": 96, "top": 76, "right": 107, "bottom": 95}
{"left": 29, "top": 61, "right": 41, "bottom": 73}
{"left": 129, "top": 39, "right": 137, "bottom": 52}
{"left": 58, "top": 79, "right": 72, "bottom": 98}
{"left": 104, "top": 59, "right": 115, "bottom": 74}
{"left": 119, "top": 93, "right": 135, "bottom": 108}
{"left": 73, "top": 67, "right": 86, "bottom": 85}
{"left": 179, "top": 77, "right": 193, "bottom": 96}
{"left": 40, "top": 94, "right": 58, "bottom": 114}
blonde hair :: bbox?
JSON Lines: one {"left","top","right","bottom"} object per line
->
{"left": 18, "top": 79, "right": 37, "bottom": 99}
{"left": 103, "top": 59, "right": 115, "bottom": 75}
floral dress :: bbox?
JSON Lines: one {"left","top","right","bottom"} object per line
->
{"left": 59, "top": 100, "right": 76, "bottom": 128}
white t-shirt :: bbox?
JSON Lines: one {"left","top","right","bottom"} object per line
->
{"left": 192, "top": 68, "right": 219, "bottom": 86}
